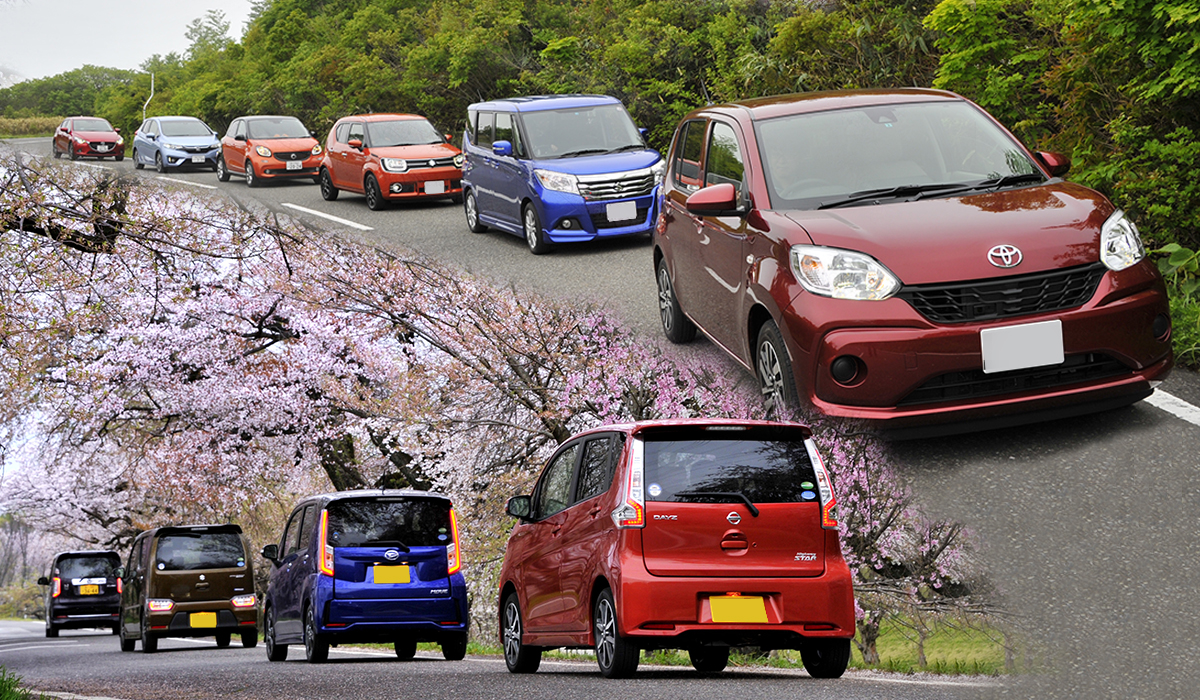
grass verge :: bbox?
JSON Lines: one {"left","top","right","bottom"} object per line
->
{"left": 1169, "top": 291, "right": 1200, "bottom": 369}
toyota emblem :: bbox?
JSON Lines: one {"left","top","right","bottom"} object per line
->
{"left": 726, "top": 511, "right": 742, "bottom": 525}
{"left": 384, "top": 549, "right": 400, "bottom": 561}
{"left": 987, "top": 244, "right": 1022, "bottom": 268}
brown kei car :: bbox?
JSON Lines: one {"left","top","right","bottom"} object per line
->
{"left": 118, "top": 524, "right": 258, "bottom": 653}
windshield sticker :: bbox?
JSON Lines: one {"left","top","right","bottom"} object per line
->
{"left": 802, "top": 490, "right": 816, "bottom": 500}
{"left": 647, "top": 483, "right": 662, "bottom": 498}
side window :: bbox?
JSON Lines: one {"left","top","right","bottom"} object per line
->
{"left": 233, "top": 120, "right": 246, "bottom": 139}
{"left": 705, "top": 121, "right": 745, "bottom": 190}
{"left": 296, "top": 504, "right": 316, "bottom": 554}
{"left": 148, "top": 121, "right": 159, "bottom": 137}
{"left": 495, "top": 112, "right": 515, "bottom": 151}
{"left": 60, "top": 119, "right": 70, "bottom": 131}
{"left": 574, "top": 436, "right": 617, "bottom": 504}
{"left": 673, "top": 120, "right": 706, "bottom": 190}
{"left": 347, "top": 122, "right": 364, "bottom": 143}
{"left": 281, "top": 509, "right": 304, "bottom": 558}
{"left": 335, "top": 123, "right": 350, "bottom": 143}
{"left": 466, "top": 109, "right": 477, "bottom": 143}
{"left": 476, "top": 112, "right": 494, "bottom": 149}
{"left": 533, "top": 443, "right": 580, "bottom": 519}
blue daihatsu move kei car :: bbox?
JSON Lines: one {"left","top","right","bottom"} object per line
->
{"left": 260, "top": 490, "right": 469, "bottom": 663}
{"left": 461, "top": 94, "right": 665, "bottom": 254}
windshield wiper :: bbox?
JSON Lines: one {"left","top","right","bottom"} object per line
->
{"left": 818, "top": 183, "right": 970, "bottom": 210}
{"left": 556, "top": 148, "right": 610, "bottom": 158}
{"left": 913, "top": 172, "right": 1047, "bottom": 200}
{"left": 674, "top": 491, "right": 759, "bottom": 517}
{"left": 608, "top": 144, "right": 645, "bottom": 153}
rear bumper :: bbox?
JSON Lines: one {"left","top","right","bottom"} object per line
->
{"left": 145, "top": 603, "right": 257, "bottom": 637}
{"left": 322, "top": 597, "right": 469, "bottom": 643}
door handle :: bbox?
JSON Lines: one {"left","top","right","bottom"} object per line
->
{"left": 588, "top": 506, "right": 602, "bottom": 518}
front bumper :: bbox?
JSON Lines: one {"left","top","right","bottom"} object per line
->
{"left": 256, "top": 155, "right": 322, "bottom": 179}
{"left": 538, "top": 187, "right": 660, "bottom": 242}
{"left": 159, "top": 147, "right": 220, "bottom": 169}
{"left": 378, "top": 166, "right": 463, "bottom": 200}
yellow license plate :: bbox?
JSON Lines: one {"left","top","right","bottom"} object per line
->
{"left": 78, "top": 585, "right": 100, "bottom": 595}
{"left": 189, "top": 612, "right": 217, "bottom": 628}
{"left": 709, "top": 596, "right": 768, "bottom": 623}
{"left": 373, "top": 565, "right": 411, "bottom": 584}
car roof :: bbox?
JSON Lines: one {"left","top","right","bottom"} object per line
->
{"left": 469, "top": 94, "right": 622, "bottom": 113}
{"left": 300, "top": 489, "right": 454, "bottom": 508}
{"left": 141, "top": 523, "right": 244, "bottom": 538}
{"left": 564, "top": 418, "right": 814, "bottom": 440}
{"left": 336, "top": 113, "right": 431, "bottom": 123}
{"left": 53, "top": 550, "right": 119, "bottom": 559}
{"left": 153, "top": 116, "right": 206, "bottom": 122}
{"left": 236, "top": 115, "right": 303, "bottom": 122}
{"left": 692, "top": 88, "right": 963, "bottom": 122}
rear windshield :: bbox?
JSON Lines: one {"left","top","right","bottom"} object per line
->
{"left": 327, "top": 498, "right": 451, "bottom": 548}
{"left": 643, "top": 436, "right": 819, "bottom": 504}
{"left": 57, "top": 555, "right": 119, "bottom": 579}
{"left": 247, "top": 117, "right": 310, "bottom": 139}
{"left": 155, "top": 532, "right": 246, "bottom": 571}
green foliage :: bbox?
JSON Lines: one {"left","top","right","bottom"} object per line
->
{"left": 0, "top": 66, "right": 136, "bottom": 119}
{"left": 0, "top": 584, "right": 41, "bottom": 620}
{"left": 1167, "top": 290, "right": 1200, "bottom": 368}
{"left": 0, "top": 666, "right": 43, "bottom": 700}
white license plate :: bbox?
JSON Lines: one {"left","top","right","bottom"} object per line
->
{"left": 95, "top": 145, "right": 109, "bottom": 152}
{"left": 980, "top": 320, "right": 1064, "bottom": 374}
{"left": 425, "top": 180, "right": 445, "bottom": 195}
{"left": 191, "top": 155, "right": 206, "bottom": 163}
{"left": 286, "top": 160, "right": 302, "bottom": 170}
{"left": 606, "top": 200, "right": 637, "bottom": 222}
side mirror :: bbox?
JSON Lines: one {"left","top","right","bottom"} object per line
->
{"left": 638, "top": 127, "right": 649, "bottom": 140}
{"left": 235, "top": 134, "right": 246, "bottom": 142}
{"left": 505, "top": 495, "right": 532, "bottom": 520}
{"left": 37, "top": 576, "right": 49, "bottom": 586}
{"left": 348, "top": 138, "right": 363, "bottom": 150}
{"left": 260, "top": 544, "right": 279, "bottom": 562}
{"left": 1036, "top": 151, "right": 1071, "bottom": 177}
{"left": 445, "top": 133, "right": 453, "bottom": 142}
{"left": 686, "top": 182, "right": 743, "bottom": 217}
{"left": 114, "top": 127, "right": 121, "bottom": 133}
{"left": 492, "top": 140, "right": 513, "bottom": 158}
{"left": 148, "top": 134, "right": 157, "bottom": 141}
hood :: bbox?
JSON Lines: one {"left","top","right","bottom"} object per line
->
{"left": 250, "top": 136, "right": 318, "bottom": 152}
{"left": 75, "top": 130, "right": 120, "bottom": 141}
{"left": 368, "top": 142, "right": 460, "bottom": 160}
{"left": 531, "top": 148, "right": 660, "bottom": 176}
{"left": 782, "top": 182, "right": 1115, "bottom": 285}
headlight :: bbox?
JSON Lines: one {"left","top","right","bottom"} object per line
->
{"left": 650, "top": 159, "right": 667, "bottom": 185}
{"left": 790, "top": 245, "right": 900, "bottom": 300}
{"left": 381, "top": 158, "right": 408, "bottom": 173}
{"left": 73, "top": 136, "right": 87, "bottom": 144}
{"left": 453, "top": 153, "right": 465, "bottom": 168}
{"left": 534, "top": 169, "right": 579, "bottom": 195}
{"left": 162, "top": 143, "right": 181, "bottom": 150}
{"left": 255, "top": 145, "right": 272, "bottom": 158}
{"left": 116, "top": 138, "right": 124, "bottom": 146}
{"left": 311, "top": 144, "right": 323, "bottom": 155}
{"left": 1100, "top": 209, "right": 1145, "bottom": 271}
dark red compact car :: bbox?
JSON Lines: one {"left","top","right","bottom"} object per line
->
{"left": 498, "top": 420, "right": 855, "bottom": 679}
{"left": 52, "top": 117, "right": 124, "bottom": 161}
{"left": 319, "top": 113, "right": 463, "bottom": 210}
{"left": 216, "top": 115, "right": 322, "bottom": 187}
{"left": 654, "top": 89, "right": 1173, "bottom": 436}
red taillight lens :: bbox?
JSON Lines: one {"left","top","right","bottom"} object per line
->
{"left": 117, "top": 577, "right": 123, "bottom": 595}
{"left": 51, "top": 577, "right": 61, "bottom": 598}
{"left": 806, "top": 439, "right": 839, "bottom": 530}
{"left": 319, "top": 509, "right": 334, "bottom": 576}
{"left": 611, "top": 439, "right": 645, "bottom": 529}
{"left": 446, "top": 507, "right": 462, "bottom": 575}
{"left": 147, "top": 599, "right": 174, "bottom": 612}
{"left": 231, "top": 594, "right": 256, "bottom": 608}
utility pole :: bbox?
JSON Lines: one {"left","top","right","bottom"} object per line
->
{"left": 142, "top": 73, "right": 155, "bottom": 122}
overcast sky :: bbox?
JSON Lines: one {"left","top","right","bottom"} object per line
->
{"left": 0, "top": 0, "right": 254, "bottom": 82}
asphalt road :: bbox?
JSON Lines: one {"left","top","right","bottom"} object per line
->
{"left": 6, "top": 138, "right": 1200, "bottom": 699}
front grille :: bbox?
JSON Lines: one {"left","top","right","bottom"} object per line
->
{"left": 90, "top": 141, "right": 115, "bottom": 150}
{"left": 274, "top": 151, "right": 310, "bottom": 162}
{"left": 897, "top": 352, "right": 1130, "bottom": 406}
{"left": 593, "top": 206, "right": 649, "bottom": 229}
{"left": 409, "top": 156, "right": 458, "bottom": 169}
{"left": 182, "top": 145, "right": 211, "bottom": 153}
{"left": 577, "top": 168, "right": 656, "bottom": 201}
{"left": 897, "top": 263, "right": 1106, "bottom": 324}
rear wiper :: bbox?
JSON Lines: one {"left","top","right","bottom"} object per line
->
{"left": 363, "top": 540, "right": 410, "bottom": 552}
{"left": 557, "top": 148, "right": 609, "bottom": 158}
{"left": 674, "top": 491, "right": 759, "bottom": 517}
{"left": 818, "top": 183, "right": 969, "bottom": 210}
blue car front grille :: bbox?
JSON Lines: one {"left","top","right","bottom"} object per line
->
{"left": 577, "top": 169, "right": 656, "bottom": 201}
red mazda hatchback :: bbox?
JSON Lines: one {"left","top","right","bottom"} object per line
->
{"left": 654, "top": 89, "right": 1173, "bottom": 436}
{"left": 498, "top": 420, "right": 855, "bottom": 679}
{"left": 52, "top": 116, "right": 124, "bottom": 161}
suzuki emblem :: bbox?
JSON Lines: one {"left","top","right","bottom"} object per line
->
{"left": 987, "top": 244, "right": 1022, "bottom": 268}
{"left": 726, "top": 511, "right": 742, "bottom": 525}
{"left": 384, "top": 549, "right": 400, "bottom": 561}
{"left": 428, "top": 159, "right": 437, "bottom": 167}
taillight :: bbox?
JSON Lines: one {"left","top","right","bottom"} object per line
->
{"left": 117, "top": 577, "right": 123, "bottom": 595}
{"left": 231, "top": 594, "right": 256, "bottom": 608}
{"left": 319, "top": 509, "right": 334, "bottom": 576}
{"left": 147, "top": 599, "right": 174, "bottom": 612}
{"left": 805, "top": 439, "right": 838, "bottom": 530}
{"left": 51, "top": 577, "right": 61, "bottom": 598}
{"left": 611, "top": 438, "right": 645, "bottom": 529}
{"left": 446, "top": 507, "right": 462, "bottom": 575}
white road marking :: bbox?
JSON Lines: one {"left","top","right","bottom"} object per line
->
{"left": 1146, "top": 389, "right": 1200, "bottom": 428}
{"left": 33, "top": 691, "right": 130, "bottom": 700}
{"left": 0, "top": 642, "right": 83, "bottom": 653}
{"left": 281, "top": 202, "right": 373, "bottom": 231}
{"left": 156, "top": 176, "right": 218, "bottom": 190}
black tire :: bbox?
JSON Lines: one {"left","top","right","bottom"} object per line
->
{"left": 394, "top": 639, "right": 417, "bottom": 660}
{"left": 216, "top": 156, "right": 230, "bottom": 182}
{"left": 115, "top": 152, "right": 124, "bottom": 162}
{"left": 245, "top": 161, "right": 260, "bottom": 188}
{"left": 523, "top": 203, "right": 551, "bottom": 255}
{"left": 154, "top": 152, "right": 165, "bottom": 174}
{"left": 45, "top": 623, "right": 58, "bottom": 638}
{"left": 264, "top": 606, "right": 287, "bottom": 662}
{"left": 52, "top": 143, "right": 61, "bottom": 159}
{"left": 304, "top": 606, "right": 328, "bottom": 663}
{"left": 242, "top": 631, "right": 258, "bottom": 648}
{"left": 142, "top": 634, "right": 158, "bottom": 653}
{"left": 464, "top": 189, "right": 487, "bottom": 233}
{"left": 215, "top": 632, "right": 231, "bottom": 648}
{"left": 133, "top": 149, "right": 144, "bottom": 169}
{"left": 689, "top": 647, "right": 729, "bottom": 673}
{"left": 594, "top": 588, "right": 638, "bottom": 679}
{"left": 441, "top": 633, "right": 467, "bottom": 661}
{"left": 501, "top": 592, "right": 541, "bottom": 673}
{"left": 656, "top": 257, "right": 696, "bottom": 343}
{"left": 69, "top": 144, "right": 79, "bottom": 161}
{"left": 756, "top": 320, "right": 799, "bottom": 413}
{"left": 365, "top": 174, "right": 386, "bottom": 210}
{"left": 319, "top": 168, "right": 339, "bottom": 201}
{"left": 119, "top": 623, "right": 135, "bottom": 652}
{"left": 111, "top": 624, "right": 120, "bottom": 636}
{"left": 801, "top": 638, "right": 851, "bottom": 679}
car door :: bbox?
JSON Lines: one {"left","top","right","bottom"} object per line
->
{"left": 272, "top": 506, "right": 307, "bottom": 640}
{"left": 664, "top": 119, "right": 710, "bottom": 319}
{"left": 685, "top": 120, "right": 754, "bottom": 357}
{"left": 516, "top": 441, "right": 581, "bottom": 633}
{"left": 340, "top": 121, "right": 367, "bottom": 191}
{"left": 54, "top": 119, "right": 72, "bottom": 154}
{"left": 556, "top": 433, "right": 620, "bottom": 632}
{"left": 489, "top": 111, "right": 525, "bottom": 228}
{"left": 222, "top": 119, "right": 246, "bottom": 174}
{"left": 470, "top": 111, "right": 499, "bottom": 220}
{"left": 120, "top": 535, "right": 149, "bottom": 637}
{"left": 326, "top": 122, "right": 351, "bottom": 188}
{"left": 144, "top": 119, "right": 160, "bottom": 165}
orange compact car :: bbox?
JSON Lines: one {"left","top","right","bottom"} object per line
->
{"left": 216, "top": 115, "right": 322, "bottom": 187}
{"left": 319, "top": 114, "right": 464, "bottom": 210}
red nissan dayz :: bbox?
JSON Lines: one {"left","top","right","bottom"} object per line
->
{"left": 654, "top": 89, "right": 1173, "bottom": 436}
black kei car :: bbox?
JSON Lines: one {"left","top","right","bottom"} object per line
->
{"left": 38, "top": 551, "right": 122, "bottom": 637}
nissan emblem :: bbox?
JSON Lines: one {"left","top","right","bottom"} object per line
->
{"left": 726, "top": 511, "right": 742, "bottom": 525}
